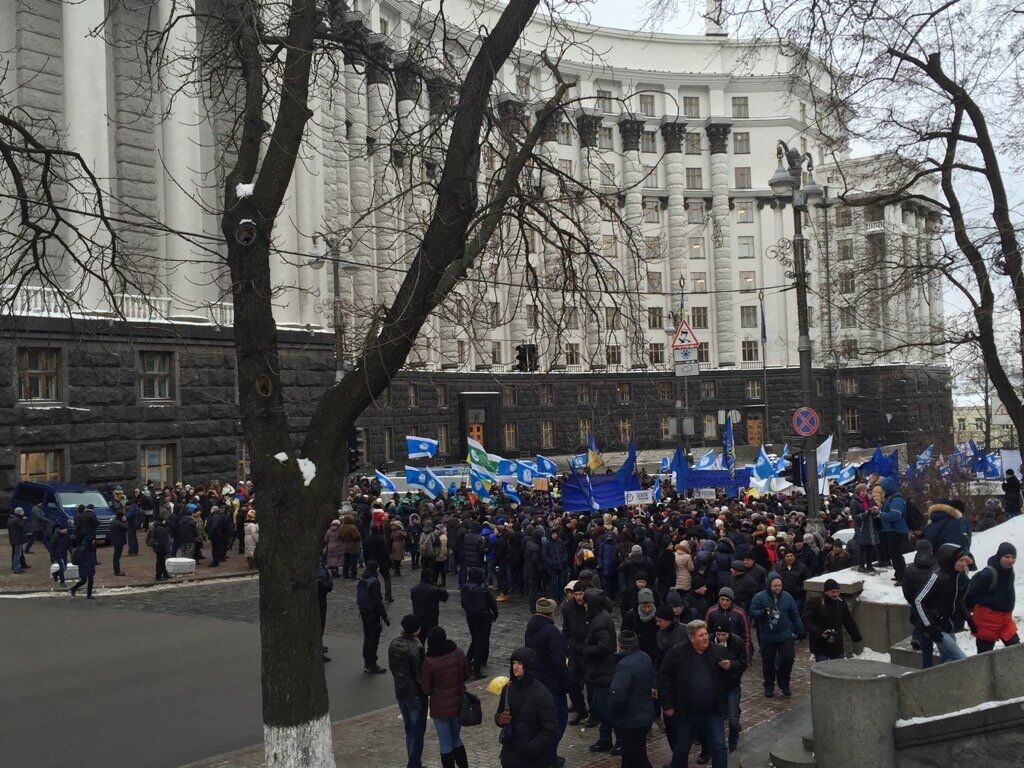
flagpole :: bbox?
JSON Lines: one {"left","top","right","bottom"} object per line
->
{"left": 760, "top": 289, "right": 769, "bottom": 445}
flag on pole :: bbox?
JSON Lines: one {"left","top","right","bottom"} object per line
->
{"left": 816, "top": 435, "right": 833, "bottom": 476}
{"left": 405, "top": 466, "right": 444, "bottom": 499}
{"left": 836, "top": 464, "right": 857, "bottom": 486}
{"left": 671, "top": 445, "right": 690, "bottom": 488}
{"left": 375, "top": 470, "right": 397, "bottom": 493}
{"left": 616, "top": 441, "right": 638, "bottom": 482}
{"left": 753, "top": 445, "right": 777, "bottom": 481}
{"left": 694, "top": 450, "right": 716, "bottom": 470}
{"left": 723, "top": 416, "right": 735, "bottom": 478}
{"left": 916, "top": 445, "right": 934, "bottom": 469}
{"left": 406, "top": 436, "right": 439, "bottom": 459}
{"left": 467, "top": 437, "right": 497, "bottom": 473}
{"left": 984, "top": 452, "right": 1002, "bottom": 479}
{"left": 469, "top": 468, "right": 492, "bottom": 500}
{"left": 501, "top": 482, "right": 522, "bottom": 505}
{"left": 536, "top": 455, "right": 559, "bottom": 477}
{"left": 660, "top": 456, "right": 671, "bottom": 473}
{"left": 490, "top": 455, "right": 518, "bottom": 479}
{"left": 587, "top": 433, "right": 606, "bottom": 472}
{"left": 652, "top": 477, "right": 662, "bottom": 502}
{"left": 515, "top": 461, "right": 536, "bottom": 486}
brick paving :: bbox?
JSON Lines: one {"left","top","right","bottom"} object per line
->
{"left": 0, "top": 538, "right": 252, "bottom": 594}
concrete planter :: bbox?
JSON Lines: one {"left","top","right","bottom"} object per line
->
{"left": 51, "top": 563, "right": 79, "bottom": 581}
{"left": 166, "top": 558, "right": 196, "bottom": 576}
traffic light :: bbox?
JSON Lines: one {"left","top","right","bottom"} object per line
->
{"left": 784, "top": 451, "right": 803, "bottom": 486}
{"left": 347, "top": 427, "right": 365, "bottom": 473}
{"left": 515, "top": 343, "right": 539, "bottom": 372}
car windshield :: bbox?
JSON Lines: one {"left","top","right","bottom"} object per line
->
{"left": 60, "top": 491, "right": 109, "bottom": 510}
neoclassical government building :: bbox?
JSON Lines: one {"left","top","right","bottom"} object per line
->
{"left": 0, "top": 0, "right": 951, "bottom": 493}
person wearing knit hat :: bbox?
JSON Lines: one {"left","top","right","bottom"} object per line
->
{"left": 966, "top": 541, "right": 1020, "bottom": 654}
{"left": 706, "top": 586, "right": 752, "bottom": 661}
{"left": 524, "top": 596, "right": 571, "bottom": 767}
{"left": 803, "top": 575, "right": 862, "bottom": 662}
{"left": 605, "top": 625, "right": 656, "bottom": 767}
{"left": 710, "top": 610, "right": 748, "bottom": 752}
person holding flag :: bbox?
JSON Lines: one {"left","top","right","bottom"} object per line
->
{"left": 722, "top": 415, "right": 736, "bottom": 478}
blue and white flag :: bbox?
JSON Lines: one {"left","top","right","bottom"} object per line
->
{"left": 405, "top": 466, "right": 444, "bottom": 499}
{"left": 515, "top": 461, "right": 536, "bottom": 486}
{"left": 501, "top": 482, "right": 522, "bottom": 505}
{"left": 723, "top": 416, "right": 736, "bottom": 478}
{"left": 375, "top": 470, "right": 397, "bottom": 493}
{"left": 836, "top": 464, "right": 858, "bottom": 486}
{"left": 469, "top": 469, "right": 492, "bottom": 500}
{"left": 652, "top": 477, "right": 662, "bottom": 502}
{"left": 816, "top": 435, "right": 833, "bottom": 476}
{"left": 660, "top": 456, "right": 671, "bottom": 473}
{"left": 568, "top": 453, "right": 589, "bottom": 471}
{"left": 406, "top": 436, "right": 439, "bottom": 459}
{"left": 916, "top": 445, "right": 934, "bottom": 470}
{"left": 825, "top": 461, "right": 842, "bottom": 480}
{"left": 536, "top": 455, "right": 559, "bottom": 477}
{"left": 753, "top": 446, "right": 777, "bottom": 481}
{"left": 984, "top": 452, "right": 1002, "bottom": 479}
{"left": 694, "top": 450, "right": 716, "bottom": 470}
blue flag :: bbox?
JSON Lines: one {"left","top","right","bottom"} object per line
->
{"left": 984, "top": 452, "right": 1002, "bottom": 479}
{"left": 753, "top": 445, "right": 776, "bottom": 481}
{"left": 616, "top": 441, "right": 637, "bottom": 483}
{"left": 568, "top": 453, "right": 588, "bottom": 471}
{"left": 536, "top": 455, "right": 559, "bottom": 477}
{"left": 501, "top": 482, "right": 522, "bottom": 505}
{"left": 515, "top": 461, "right": 537, "bottom": 486}
{"left": 660, "top": 456, "right": 671, "bottom": 473}
{"left": 694, "top": 450, "right": 716, "bottom": 470}
{"left": 404, "top": 466, "right": 444, "bottom": 499}
{"left": 469, "top": 469, "right": 492, "bottom": 501}
{"left": 723, "top": 415, "right": 735, "bottom": 478}
{"left": 652, "top": 477, "right": 662, "bottom": 501}
{"left": 671, "top": 445, "right": 690, "bottom": 488}
{"left": 406, "top": 436, "right": 439, "bottom": 459}
{"left": 916, "top": 445, "right": 934, "bottom": 469}
{"left": 969, "top": 440, "right": 987, "bottom": 473}
{"left": 836, "top": 464, "right": 857, "bottom": 486}
{"left": 375, "top": 470, "right": 397, "bottom": 493}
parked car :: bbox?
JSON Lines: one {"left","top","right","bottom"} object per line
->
{"left": 8, "top": 482, "right": 115, "bottom": 544}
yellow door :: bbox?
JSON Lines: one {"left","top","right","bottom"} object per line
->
{"left": 746, "top": 413, "right": 764, "bottom": 446}
{"left": 469, "top": 423, "right": 485, "bottom": 444}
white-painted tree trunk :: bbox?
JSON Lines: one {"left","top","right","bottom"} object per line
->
{"left": 264, "top": 713, "right": 337, "bottom": 768}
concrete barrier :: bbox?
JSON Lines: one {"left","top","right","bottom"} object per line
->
{"left": 805, "top": 576, "right": 913, "bottom": 653}
{"left": 166, "top": 557, "right": 196, "bottom": 576}
{"left": 50, "top": 563, "right": 79, "bottom": 581}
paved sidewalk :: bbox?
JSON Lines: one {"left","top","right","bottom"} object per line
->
{"left": 0, "top": 538, "right": 252, "bottom": 594}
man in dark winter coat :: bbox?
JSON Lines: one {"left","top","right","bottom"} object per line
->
{"left": 619, "top": 570, "right": 655, "bottom": 621}
{"left": 524, "top": 528, "right": 543, "bottom": 612}
{"left": 494, "top": 647, "right": 557, "bottom": 768}
{"left": 749, "top": 572, "right": 803, "bottom": 697}
{"left": 364, "top": 516, "right": 394, "bottom": 601}
{"left": 618, "top": 544, "right": 656, "bottom": 588}
{"left": 709, "top": 615, "right": 748, "bottom": 753}
{"left": 561, "top": 582, "right": 591, "bottom": 726}
{"left": 966, "top": 542, "right": 1019, "bottom": 653}
{"left": 357, "top": 560, "right": 390, "bottom": 674}
{"left": 1003, "top": 469, "right": 1021, "bottom": 517}
{"left": 411, "top": 568, "right": 448, "bottom": 638}
{"left": 109, "top": 509, "right": 128, "bottom": 576}
{"left": 777, "top": 550, "right": 810, "bottom": 616}
{"left": 74, "top": 504, "right": 99, "bottom": 547}
{"left": 622, "top": 588, "right": 661, "bottom": 661}
{"left": 389, "top": 615, "right": 427, "bottom": 768}
{"left": 704, "top": 587, "right": 751, "bottom": 659}
{"left": 914, "top": 543, "right": 972, "bottom": 664}
{"left": 582, "top": 587, "right": 617, "bottom": 753}
{"left": 802, "top": 578, "right": 862, "bottom": 661}
{"left": 524, "top": 598, "right": 570, "bottom": 768}
{"left": 924, "top": 500, "right": 972, "bottom": 552}
{"left": 462, "top": 566, "right": 498, "bottom": 679}
{"left": 462, "top": 522, "right": 488, "bottom": 585}
{"left": 542, "top": 529, "right": 569, "bottom": 599}
{"left": 726, "top": 560, "right": 762, "bottom": 611}
{"left": 150, "top": 517, "right": 171, "bottom": 580}
{"left": 902, "top": 540, "right": 939, "bottom": 667}
{"left": 8, "top": 507, "right": 28, "bottom": 573}
{"left": 178, "top": 511, "right": 198, "bottom": 560}
{"left": 658, "top": 620, "right": 731, "bottom": 768}
{"left": 207, "top": 506, "right": 228, "bottom": 567}
{"left": 606, "top": 630, "right": 656, "bottom": 768}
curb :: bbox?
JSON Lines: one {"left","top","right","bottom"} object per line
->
{"left": 0, "top": 570, "right": 257, "bottom": 597}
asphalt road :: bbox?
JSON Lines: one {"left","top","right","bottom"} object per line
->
{"left": 0, "top": 586, "right": 396, "bottom": 768}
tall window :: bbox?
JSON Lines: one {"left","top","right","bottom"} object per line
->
{"left": 839, "top": 376, "right": 859, "bottom": 395}
{"left": 733, "top": 132, "right": 750, "bottom": 154}
{"left": 659, "top": 382, "right": 674, "bottom": 400}
{"left": 865, "top": 203, "right": 884, "bottom": 222}
{"left": 602, "top": 234, "right": 618, "bottom": 258}
{"left": 566, "top": 343, "right": 580, "bottom": 365}
{"left": 691, "top": 306, "right": 709, "bottom": 329}
{"left": 566, "top": 306, "right": 579, "bottom": 330}
{"left": 740, "top": 306, "right": 758, "bottom": 327}
{"left": 139, "top": 351, "right": 175, "bottom": 401}
{"left": 606, "top": 345, "right": 622, "bottom": 365}
{"left": 734, "top": 167, "right": 752, "bottom": 189}
{"left": 731, "top": 96, "right": 749, "bottom": 118}
{"left": 616, "top": 382, "right": 631, "bottom": 404}
{"left": 746, "top": 379, "right": 763, "bottom": 399}
{"left": 839, "top": 272, "right": 855, "bottom": 294}
{"left": 641, "top": 131, "right": 657, "bottom": 153}
{"left": 619, "top": 418, "right": 632, "bottom": 445}
{"left": 20, "top": 449, "right": 64, "bottom": 482}
{"left": 648, "top": 306, "right": 664, "bottom": 329}
{"left": 541, "top": 419, "right": 555, "bottom": 449}
{"left": 837, "top": 239, "right": 853, "bottom": 260}
{"left": 686, "top": 168, "right": 703, "bottom": 189}
{"left": 578, "top": 417, "right": 593, "bottom": 443}
{"left": 599, "top": 162, "right": 615, "bottom": 186}
{"left": 639, "top": 93, "right": 656, "bottom": 116}
{"left": 660, "top": 415, "right": 672, "bottom": 441}
{"left": 737, "top": 236, "right": 755, "bottom": 259}
{"left": 649, "top": 343, "right": 665, "bottom": 365}
{"left": 682, "top": 96, "right": 700, "bottom": 118}
{"left": 840, "top": 306, "right": 856, "bottom": 328}
{"left": 700, "top": 380, "right": 716, "bottom": 398}
{"left": 559, "top": 158, "right": 573, "bottom": 176}
{"left": 643, "top": 200, "right": 661, "bottom": 223}
{"left": 577, "top": 383, "right": 591, "bottom": 404}
{"left": 703, "top": 414, "right": 717, "bottom": 439}
{"left": 839, "top": 338, "right": 859, "bottom": 358}
{"left": 18, "top": 347, "right": 62, "bottom": 402}
{"left": 502, "top": 386, "right": 517, "bottom": 406}
{"left": 842, "top": 407, "right": 860, "bottom": 432}
{"left": 140, "top": 443, "right": 177, "bottom": 486}
{"left": 527, "top": 304, "right": 539, "bottom": 329}
{"left": 489, "top": 302, "right": 501, "bottom": 326}
{"left": 835, "top": 207, "right": 852, "bottom": 227}
{"left": 437, "top": 384, "right": 449, "bottom": 407}
{"left": 740, "top": 271, "right": 757, "bottom": 292}
{"left": 557, "top": 122, "right": 573, "bottom": 145}
{"left": 688, "top": 202, "right": 705, "bottom": 224}
{"left": 408, "top": 383, "right": 419, "bottom": 408}
{"left": 642, "top": 165, "right": 658, "bottom": 188}
{"left": 684, "top": 132, "right": 701, "bottom": 154}
{"left": 647, "top": 270, "right": 663, "bottom": 293}
{"left": 457, "top": 340, "right": 468, "bottom": 364}
{"left": 606, "top": 307, "right": 622, "bottom": 329}
{"left": 596, "top": 89, "right": 613, "bottom": 112}
{"left": 599, "top": 127, "right": 615, "bottom": 150}
{"left": 697, "top": 342, "right": 710, "bottom": 363}
{"left": 503, "top": 422, "right": 518, "bottom": 450}
{"left": 237, "top": 440, "right": 251, "bottom": 480}
{"left": 645, "top": 236, "right": 662, "bottom": 259}
{"left": 690, "top": 272, "right": 707, "bottom": 293}
{"left": 689, "top": 237, "right": 705, "bottom": 258}
{"left": 516, "top": 74, "right": 531, "bottom": 98}
{"left": 490, "top": 341, "right": 503, "bottom": 365}
{"left": 741, "top": 340, "right": 759, "bottom": 361}
{"left": 437, "top": 425, "right": 449, "bottom": 455}
{"left": 383, "top": 427, "right": 394, "bottom": 461}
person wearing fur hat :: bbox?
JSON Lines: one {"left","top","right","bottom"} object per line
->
{"left": 924, "top": 499, "right": 972, "bottom": 552}
{"left": 802, "top": 578, "right": 862, "bottom": 661}
{"left": 966, "top": 542, "right": 1019, "bottom": 653}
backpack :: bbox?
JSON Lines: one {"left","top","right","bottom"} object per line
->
{"left": 419, "top": 532, "right": 437, "bottom": 559}
{"left": 904, "top": 499, "right": 924, "bottom": 531}
{"left": 356, "top": 575, "right": 375, "bottom": 610}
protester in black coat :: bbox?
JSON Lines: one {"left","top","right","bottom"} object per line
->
{"left": 463, "top": 522, "right": 488, "bottom": 570}
{"left": 109, "top": 511, "right": 128, "bottom": 576}
{"left": 495, "top": 647, "right": 557, "bottom": 768}
{"left": 802, "top": 579, "right": 862, "bottom": 660}
{"left": 914, "top": 543, "right": 973, "bottom": 665}
{"left": 582, "top": 587, "right": 617, "bottom": 751}
{"left": 621, "top": 588, "right": 661, "bottom": 660}
{"left": 524, "top": 599, "right": 570, "bottom": 767}
{"left": 150, "top": 518, "right": 171, "bottom": 580}
{"left": 462, "top": 566, "right": 498, "bottom": 678}
{"left": 410, "top": 568, "right": 449, "bottom": 638}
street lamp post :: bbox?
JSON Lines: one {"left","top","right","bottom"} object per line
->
{"left": 310, "top": 235, "right": 355, "bottom": 382}
{"left": 769, "top": 140, "right": 824, "bottom": 523}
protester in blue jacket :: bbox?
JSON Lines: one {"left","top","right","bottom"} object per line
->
{"left": 748, "top": 572, "right": 803, "bottom": 697}
{"left": 924, "top": 500, "right": 972, "bottom": 552}
{"left": 879, "top": 476, "right": 909, "bottom": 583}
{"left": 606, "top": 629, "right": 656, "bottom": 767}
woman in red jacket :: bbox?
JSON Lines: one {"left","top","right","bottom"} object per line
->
{"left": 421, "top": 626, "right": 472, "bottom": 768}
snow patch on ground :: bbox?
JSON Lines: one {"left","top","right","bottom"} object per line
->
{"left": 896, "top": 695, "right": 1024, "bottom": 727}
{"left": 297, "top": 458, "right": 317, "bottom": 487}
{"left": 236, "top": 182, "right": 255, "bottom": 198}
{"left": 264, "top": 713, "right": 335, "bottom": 768}
{"left": 855, "top": 647, "right": 892, "bottom": 664}
{"left": 274, "top": 452, "right": 288, "bottom": 463}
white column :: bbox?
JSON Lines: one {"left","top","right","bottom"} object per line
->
{"left": 367, "top": 62, "right": 397, "bottom": 303}
{"left": 707, "top": 122, "right": 734, "bottom": 366}
{"left": 61, "top": 0, "right": 114, "bottom": 315}
{"left": 345, "top": 60, "right": 375, "bottom": 337}
{"left": 661, "top": 123, "right": 687, "bottom": 297}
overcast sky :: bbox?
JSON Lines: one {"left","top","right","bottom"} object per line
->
{"left": 568, "top": 1, "right": 705, "bottom": 34}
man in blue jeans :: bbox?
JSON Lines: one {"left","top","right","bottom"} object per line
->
{"left": 388, "top": 615, "right": 428, "bottom": 768}
{"left": 658, "top": 619, "right": 731, "bottom": 768}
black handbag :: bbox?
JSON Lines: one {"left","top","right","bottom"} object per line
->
{"left": 459, "top": 689, "right": 483, "bottom": 726}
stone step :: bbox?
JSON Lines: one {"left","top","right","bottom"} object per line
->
{"left": 739, "top": 751, "right": 772, "bottom": 768}
{"left": 768, "top": 734, "right": 817, "bottom": 768}
{"left": 801, "top": 732, "right": 814, "bottom": 752}
{"left": 890, "top": 635, "right": 923, "bottom": 669}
